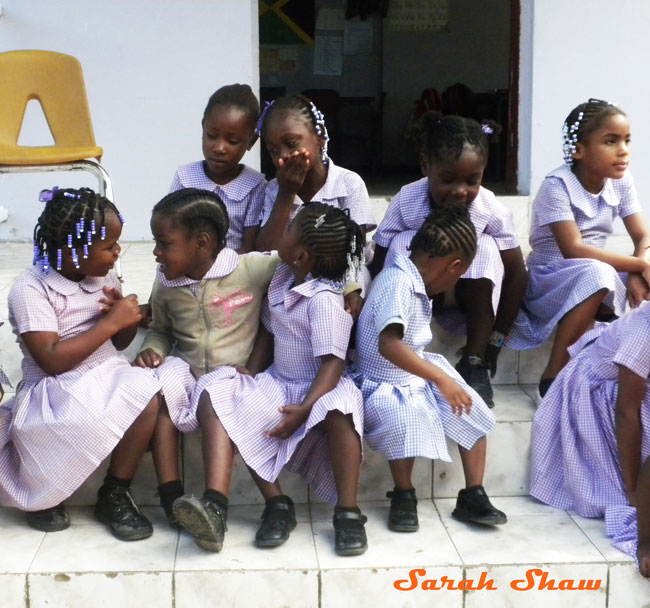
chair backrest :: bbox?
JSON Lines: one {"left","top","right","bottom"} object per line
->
{"left": 0, "top": 50, "right": 99, "bottom": 155}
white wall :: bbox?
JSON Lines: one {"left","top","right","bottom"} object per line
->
{"left": 0, "top": 0, "right": 259, "bottom": 241}
{"left": 519, "top": 0, "right": 650, "bottom": 222}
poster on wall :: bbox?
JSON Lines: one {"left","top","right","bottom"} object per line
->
{"left": 387, "top": 0, "right": 448, "bottom": 31}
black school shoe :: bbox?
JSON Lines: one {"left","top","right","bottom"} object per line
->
{"left": 173, "top": 495, "right": 227, "bottom": 552}
{"left": 386, "top": 489, "right": 419, "bottom": 532}
{"left": 26, "top": 503, "right": 71, "bottom": 532}
{"left": 452, "top": 486, "right": 507, "bottom": 526}
{"left": 455, "top": 356, "right": 494, "bottom": 408}
{"left": 255, "top": 495, "right": 296, "bottom": 548}
{"left": 94, "top": 484, "right": 153, "bottom": 541}
{"left": 333, "top": 509, "right": 368, "bottom": 556}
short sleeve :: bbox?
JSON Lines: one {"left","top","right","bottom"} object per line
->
{"left": 259, "top": 180, "right": 279, "bottom": 226}
{"left": 612, "top": 315, "right": 650, "bottom": 379}
{"left": 169, "top": 171, "right": 183, "bottom": 193}
{"left": 484, "top": 200, "right": 520, "bottom": 250}
{"left": 308, "top": 292, "right": 352, "bottom": 360}
{"left": 617, "top": 174, "right": 642, "bottom": 218}
{"left": 243, "top": 180, "right": 267, "bottom": 228}
{"left": 8, "top": 274, "right": 59, "bottom": 334}
{"left": 340, "top": 173, "right": 376, "bottom": 231}
{"left": 532, "top": 177, "right": 577, "bottom": 227}
{"left": 372, "top": 268, "right": 414, "bottom": 335}
{"left": 373, "top": 191, "right": 408, "bottom": 248}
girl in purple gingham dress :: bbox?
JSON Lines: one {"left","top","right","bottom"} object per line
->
{"left": 508, "top": 99, "right": 650, "bottom": 397}
{"left": 353, "top": 206, "right": 506, "bottom": 533}
{"left": 370, "top": 112, "right": 527, "bottom": 408}
{"left": 529, "top": 301, "right": 650, "bottom": 577}
{"left": 169, "top": 84, "right": 266, "bottom": 253}
{"left": 172, "top": 203, "right": 368, "bottom": 557}
{"left": 0, "top": 187, "right": 160, "bottom": 541}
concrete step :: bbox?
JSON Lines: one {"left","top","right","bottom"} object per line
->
{"left": 1, "top": 496, "right": 645, "bottom": 608}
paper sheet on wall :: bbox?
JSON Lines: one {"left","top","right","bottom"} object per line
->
{"left": 313, "top": 34, "right": 343, "bottom": 76}
{"left": 316, "top": 7, "right": 345, "bottom": 31}
{"left": 387, "top": 0, "right": 448, "bottom": 31}
{"left": 344, "top": 20, "right": 374, "bottom": 55}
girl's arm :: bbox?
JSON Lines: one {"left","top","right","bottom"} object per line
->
{"left": 21, "top": 294, "right": 143, "bottom": 376}
{"left": 256, "top": 150, "right": 310, "bottom": 251}
{"left": 623, "top": 213, "right": 650, "bottom": 307}
{"left": 266, "top": 353, "right": 343, "bottom": 440}
{"left": 378, "top": 323, "right": 471, "bottom": 414}
{"left": 636, "top": 456, "right": 650, "bottom": 578}
{"left": 238, "top": 225, "right": 260, "bottom": 254}
{"left": 551, "top": 220, "right": 650, "bottom": 273}
{"left": 99, "top": 287, "right": 139, "bottom": 350}
{"left": 368, "top": 244, "right": 388, "bottom": 278}
{"left": 614, "top": 364, "right": 646, "bottom": 505}
{"left": 244, "top": 324, "right": 274, "bottom": 375}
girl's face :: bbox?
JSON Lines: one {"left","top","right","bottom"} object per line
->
{"left": 573, "top": 113, "right": 630, "bottom": 187}
{"left": 202, "top": 105, "right": 254, "bottom": 185}
{"left": 277, "top": 217, "right": 313, "bottom": 279}
{"left": 151, "top": 214, "right": 205, "bottom": 280}
{"left": 73, "top": 210, "right": 122, "bottom": 278}
{"left": 264, "top": 111, "right": 324, "bottom": 168}
{"left": 421, "top": 145, "right": 485, "bottom": 208}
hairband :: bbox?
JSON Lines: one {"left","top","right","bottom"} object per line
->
{"left": 481, "top": 124, "right": 494, "bottom": 136}
{"left": 255, "top": 100, "right": 274, "bottom": 136}
{"left": 38, "top": 187, "right": 59, "bottom": 203}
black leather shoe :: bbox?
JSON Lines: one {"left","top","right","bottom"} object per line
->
{"left": 452, "top": 486, "right": 507, "bottom": 526}
{"left": 387, "top": 489, "right": 419, "bottom": 532}
{"left": 173, "top": 495, "right": 227, "bottom": 552}
{"left": 94, "top": 484, "right": 153, "bottom": 541}
{"left": 456, "top": 356, "right": 494, "bottom": 407}
{"left": 26, "top": 503, "right": 70, "bottom": 532}
{"left": 255, "top": 496, "right": 296, "bottom": 548}
{"left": 333, "top": 509, "right": 368, "bottom": 556}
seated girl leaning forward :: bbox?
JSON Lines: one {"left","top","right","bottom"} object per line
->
{"left": 508, "top": 98, "right": 650, "bottom": 398}
{"left": 353, "top": 205, "right": 506, "bottom": 533}
{"left": 172, "top": 203, "right": 368, "bottom": 557}
{"left": 134, "top": 188, "right": 280, "bottom": 524}
{"left": 529, "top": 300, "right": 650, "bottom": 578}
{"left": 0, "top": 187, "right": 160, "bottom": 541}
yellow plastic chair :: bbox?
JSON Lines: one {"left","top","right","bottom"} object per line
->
{"left": 0, "top": 49, "right": 121, "bottom": 277}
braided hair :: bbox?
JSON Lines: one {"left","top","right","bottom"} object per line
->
{"left": 410, "top": 204, "right": 477, "bottom": 263}
{"left": 202, "top": 83, "right": 260, "bottom": 131}
{"left": 407, "top": 111, "right": 500, "bottom": 165}
{"left": 562, "top": 98, "right": 625, "bottom": 165}
{"left": 294, "top": 202, "right": 364, "bottom": 283}
{"left": 258, "top": 94, "right": 329, "bottom": 161}
{"left": 33, "top": 187, "right": 122, "bottom": 272}
{"left": 152, "top": 188, "right": 230, "bottom": 251}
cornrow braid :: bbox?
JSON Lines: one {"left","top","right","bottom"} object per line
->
{"left": 562, "top": 98, "right": 625, "bottom": 166}
{"left": 33, "top": 187, "right": 122, "bottom": 272}
{"left": 202, "top": 83, "right": 260, "bottom": 130}
{"left": 295, "top": 202, "right": 364, "bottom": 283}
{"left": 260, "top": 94, "right": 330, "bottom": 162}
{"left": 407, "top": 111, "right": 500, "bottom": 164}
{"left": 410, "top": 205, "right": 477, "bottom": 263}
{"left": 152, "top": 188, "right": 230, "bottom": 250}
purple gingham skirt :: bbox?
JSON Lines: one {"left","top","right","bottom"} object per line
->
{"left": 193, "top": 365, "right": 364, "bottom": 504}
{"left": 0, "top": 357, "right": 160, "bottom": 510}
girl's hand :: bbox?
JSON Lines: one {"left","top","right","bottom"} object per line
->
{"left": 134, "top": 348, "right": 163, "bottom": 368}
{"left": 638, "top": 542, "right": 650, "bottom": 578}
{"left": 276, "top": 149, "right": 310, "bottom": 194}
{"left": 103, "top": 294, "right": 143, "bottom": 331}
{"left": 235, "top": 366, "right": 252, "bottom": 376}
{"left": 436, "top": 373, "right": 472, "bottom": 416}
{"left": 98, "top": 285, "right": 122, "bottom": 312}
{"left": 627, "top": 273, "right": 650, "bottom": 308}
{"left": 642, "top": 265, "right": 650, "bottom": 290}
{"left": 265, "top": 404, "right": 310, "bottom": 440}
{"left": 344, "top": 290, "right": 364, "bottom": 320}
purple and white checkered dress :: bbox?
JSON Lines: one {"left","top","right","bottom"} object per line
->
{"left": 530, "top": 301, "right": 650, "bottom": 558}
{"left": 194, "top": 263, "right": 364, "bottom": 504}
{"left": 170, "top": 162, "right": 266, "bottom": 250}
{"left": 507, "top": 166, "right": 641, "bottom": 349}
{"left": 351, "top": 254, "right": 495, "bottom": 461}
{"left": 375, "top": 179, "right": 519, "bottom": 327}
{"left": 0, "top": 268, "right": 160, "bottom": 511}
{"left": 260, "top": 159, "right": 376, "bottom": 232}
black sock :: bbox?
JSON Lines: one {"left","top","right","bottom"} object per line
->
{"left": 266, "top": 494, "right": 293, "bottom": 506}
{"left": 103, "top": 472, "right": 131, "bottom": 489}
{"left": 334, "top": 505, "right": 361, "bottom": 514}
{"left": 203, "top": 489, "right": 229, "bottom": 511}
{"left": 158, "top": 480, "right": 184, "bottom": 514}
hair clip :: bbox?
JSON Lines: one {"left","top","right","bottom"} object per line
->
{"left": 255, "top": 100, "right": 275, "bottom": 136}
{"left": 100, "top": 226, "right": 106, "bottom": 240}
{"left": 38, "top": 186, "right": 59, "bottom": 203}
{"left": 56, "top": 248, "right": 62, "bottom": 271}
{"left": 63, "top": 191, "right": 81, "bottom": 200}
{"left": 71, "top": 249, "right": 79, "bottom": 269}
{"left": 314, "top": 214, "right": 326, "bottom": 229}
{"left": 481, "top": 124, "right": 494, "bottom": 136}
